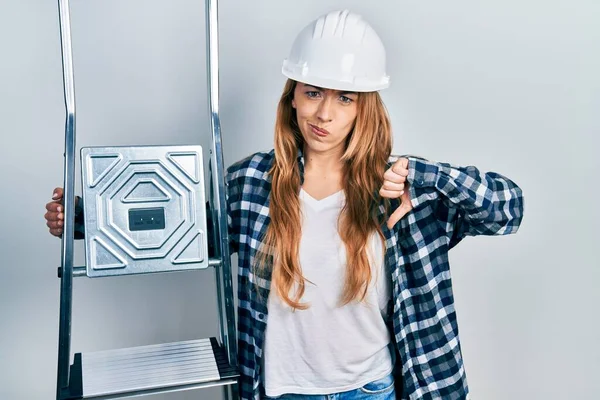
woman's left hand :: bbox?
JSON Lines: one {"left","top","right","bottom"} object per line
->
{"left": 380, "top": 157, "right": 413, "bottom": 229}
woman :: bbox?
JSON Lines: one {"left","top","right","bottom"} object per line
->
{"left": 45, "top": 10, "right": 524, "bottom": 400}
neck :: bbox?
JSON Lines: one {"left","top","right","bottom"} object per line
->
{"left": 302, "top": 144, "right": 345, "bottom": 176}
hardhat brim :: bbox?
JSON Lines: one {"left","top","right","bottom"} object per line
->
{"left": 282, "top": 67, "right": 390, "bottom": 93}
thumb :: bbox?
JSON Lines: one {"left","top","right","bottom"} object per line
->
{"left": 52, "top": 187, "right": 64, "bottom": 200}
{"left": 386, "top": 200, "right": 412, "bottom": 229}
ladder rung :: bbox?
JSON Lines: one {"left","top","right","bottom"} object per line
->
{"left": 60, "top": 338, "right": 238, "bottom": 399}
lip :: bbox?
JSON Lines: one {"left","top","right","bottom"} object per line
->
{"left": 309, "top": 123, "right": 330, "bottom": 137}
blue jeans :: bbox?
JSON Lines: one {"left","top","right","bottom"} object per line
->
{"left": 263, "top": 372, "right": 396, "bottom": 399}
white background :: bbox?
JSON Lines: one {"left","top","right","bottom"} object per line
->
{"left": 1, "top": 0, "right": 598, "bottom": 399}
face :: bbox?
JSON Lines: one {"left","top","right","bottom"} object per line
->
{"left": 292, "top": 82, "right": 358, "bottom": 157}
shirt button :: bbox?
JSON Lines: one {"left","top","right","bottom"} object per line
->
{"left": 258, "top": 313, "right": 264, "bottom": 320}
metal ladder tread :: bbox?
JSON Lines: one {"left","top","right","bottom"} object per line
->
{"left": 59, "top": 338, "right": 238, "bottom": 399}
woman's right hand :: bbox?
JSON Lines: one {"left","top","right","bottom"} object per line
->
{"left": 45, "top": 187, "right": 78, "bottom": 237}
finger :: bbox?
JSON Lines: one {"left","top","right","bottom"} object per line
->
{"left": 379, "top": 188, "right": 405, "bottom": 199}
{"left": 46, "top": 202, "right": 63, "bottom": 212}
{"left": 44, "top": 210, "right": 61, "bottom": 221}
{"left": 382, "top": 181, "right": 404, "bottom": 192}
{"left": 45, "top": 204, "right": 62, "bottom": 217}
{"left": 392, "top": 158, "right": 409, "bottom": 176}
{"left": 49, "top": 228, "right": 63, "bottom": 237}
{"left": 46, "top": 207, "right": 64, "bottom": 220}
{"left": 400, "top": 188, "right": 412, "bottom": 204}
{"left": 383, "top": 168, "right": 407, "bottom": 184}
{"left": 46, "top": 219, "right": 63, "bottom": 229}
{"left": 52, "top": 187, "right": 64, "bottom": 200}
{"left": 387, "top": 202, "right": 411, "bottom": 229}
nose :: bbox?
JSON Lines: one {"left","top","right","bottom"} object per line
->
{"left": 316, "top": 95, "right": 333, "bottom": 123}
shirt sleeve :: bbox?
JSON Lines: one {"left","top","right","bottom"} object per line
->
{"left": 225, "top": 167, "right": 241, "bottom": 255}
{"left": 406, "top": 156, "right": 524, "bottom": 248}
{"left": 74, "top": 195, "right": 85, "bottom": 240}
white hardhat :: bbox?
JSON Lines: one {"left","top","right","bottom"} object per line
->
{"left": 282, "top": 10, "right": 390, "bottom": 92}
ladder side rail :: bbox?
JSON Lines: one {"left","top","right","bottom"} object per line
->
{"left": 56, "top": 0, "right": 77, "bottom": 397}
{"left": 209, "top": 157, "right": 228, "bottom": 366}
{"left": 205, "top": 0, "right": 238, "bottom": 370}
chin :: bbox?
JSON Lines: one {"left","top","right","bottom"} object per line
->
{"left": 305, "top": 141, "right": 336, "bottom": 154}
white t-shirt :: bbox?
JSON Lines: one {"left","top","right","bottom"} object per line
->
{"left": 263, "top": 188, "right": 393, "bottom": 397}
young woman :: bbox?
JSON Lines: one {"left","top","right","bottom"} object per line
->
{"left": 45, "top": 10, "right": 524, "bottom": 400}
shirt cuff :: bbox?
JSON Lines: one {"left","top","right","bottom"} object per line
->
{"left": 407, "top": 157, "right": 441, "bottom": 210}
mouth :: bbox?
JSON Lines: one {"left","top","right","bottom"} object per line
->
{"left": 308, "top": 123, "right": 330, "bottom": 137}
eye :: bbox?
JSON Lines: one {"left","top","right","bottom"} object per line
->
{"left": 339, "top": 95, "right": 354, "bottom": 104}
{"left": 306, "top": 91, "right": 321, "bottom": 99}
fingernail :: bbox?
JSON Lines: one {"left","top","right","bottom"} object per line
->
{"left": 52, "top": 193, "right": 59, "bottom": 199}
{"left": 57, "top": 206, "right": 62, "bottom": 212}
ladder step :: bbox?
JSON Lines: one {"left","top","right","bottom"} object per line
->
{"left": 60, "top": 338, "right": 238, "bottom": 399}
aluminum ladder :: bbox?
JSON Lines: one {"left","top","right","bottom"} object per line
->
{"left": 54, "top": 0, "right": 238, "bottom": 398}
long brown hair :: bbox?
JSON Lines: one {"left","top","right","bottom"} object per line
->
{"left": 258, "top": 79, "right": 392, "bottom": 310}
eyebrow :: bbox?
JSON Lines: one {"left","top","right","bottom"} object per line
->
{"left": 304, "top": 84, "right": 358, "bottom": 96}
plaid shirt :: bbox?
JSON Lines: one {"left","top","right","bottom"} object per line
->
{"left": 226, "top": 150, "right": 523, "bottom": 400}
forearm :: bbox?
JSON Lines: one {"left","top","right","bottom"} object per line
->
{"left": 407, "top": 157, "right": 524, "bottom": 236}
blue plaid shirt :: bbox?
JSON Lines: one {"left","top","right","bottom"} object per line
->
{"left": 226, "top": 150, "right": 523, "bottom": 400}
